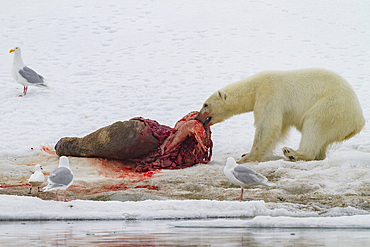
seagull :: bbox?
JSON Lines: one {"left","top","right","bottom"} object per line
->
{"left": 224, "top": 157, "right": 275, "bottom": 200}
{"left": 9, "top": 47, "right": 49, "bottom": 97}
{"left": 28, "top": 164, "right": 45, "bottom": 194}
{"left": 44, "top": 156, "right": 74, "bottom": 202}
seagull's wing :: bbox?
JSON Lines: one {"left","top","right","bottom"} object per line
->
{"left": 48, "top": 167, "right": 73, "bottom": 187}
{"left": 19, "top": 66, "right": 45, "bottom": 85}
{"left": 232, "top": 165, "right": 268, "bottom": 185}
{"left": 28, "top": 173, "right": 37, "bottom": 182}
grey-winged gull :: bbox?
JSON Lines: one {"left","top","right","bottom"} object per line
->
{"left": 224, "top": 157, "right": 275, "bottom": 200}
{"left": 44, "top": 156, "right": 74, "bottom": 202}
{"left": 28, "top": 164, "right": 45, "bottom": 194}
{"left": 9, "top": 47, "right": 49, "bottom": 97}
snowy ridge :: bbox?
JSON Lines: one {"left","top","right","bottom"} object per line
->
{"left": 1, "top": 195, "right": 369, "bottom": 229}
{"left": 0, "top": 195, "right": 317, "bottom": 221}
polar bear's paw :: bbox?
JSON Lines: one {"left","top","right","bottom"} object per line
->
{"left": 283, "top": 147, "right": 297, "bottom": 161}
{"left": 237, "top": 154, "right": 257, "bottom": 164}
{"left": 241, "top": 153, "right": 249, "bottom": 157}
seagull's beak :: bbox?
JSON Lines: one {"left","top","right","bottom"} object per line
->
{"left": 9, "top": 49, "right": 14, "bottom": 53}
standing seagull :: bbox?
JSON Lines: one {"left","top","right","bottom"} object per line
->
{"left": 44, "top": 156, "right": 74, "bottom": 202}
{"left": 224, "top": 157, "right": 275, "bottom": 200}
{"left": 28, "top": 164, "right": 45, "bottom": 194}
{"left": 9, "top": 47, "right": 49, "bottom": 97}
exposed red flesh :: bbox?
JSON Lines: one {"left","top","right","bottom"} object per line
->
{"left": 160, "top": 120, "right": 207, "bottom": 154}
{"left": 132, "top": 111, "right": 213, "bottom": 172}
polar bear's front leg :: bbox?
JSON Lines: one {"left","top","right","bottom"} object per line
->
{"left": 237, "top": 119, "right": 283, "bottom": 164}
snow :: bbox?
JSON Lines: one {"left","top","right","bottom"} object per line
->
{"left": 0, "top": 195, "right": 313, "bottom": 221}
{"left": 0, "top": 0, "right": 369, "bottom": 230}
{"left": 1, "top": 195, "right": 369, "bottom": 229}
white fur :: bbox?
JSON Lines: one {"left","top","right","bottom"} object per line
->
{"left": 198, "top": 68, "right": 365, "bottom": 163}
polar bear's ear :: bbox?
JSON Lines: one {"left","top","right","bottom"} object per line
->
{"left": 218, "top": 90, "right": 227, "bottom": 101}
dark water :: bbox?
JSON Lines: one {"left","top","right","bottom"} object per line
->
{"left": 0, "top": 220, "right": 369, "bottom": 246}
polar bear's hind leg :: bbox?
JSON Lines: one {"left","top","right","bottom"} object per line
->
{"left": 282, "top": 93, "right": 363, "bottom": 162}
{"left": 282, "top": 147, "right": 297, "bottom": 161}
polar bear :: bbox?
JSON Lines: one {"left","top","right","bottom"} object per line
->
{"left": 196, "top": 68, "right": 365, "bottom": 163}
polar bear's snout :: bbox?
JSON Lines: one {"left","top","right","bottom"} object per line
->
{"left": 195, "top": 112, "right": 212, "bottom": 126}
{"left": 203, "top": 116, "right": 212, "bottom": 126}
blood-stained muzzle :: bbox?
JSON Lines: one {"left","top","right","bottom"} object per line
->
{"left": 195, "top": 112, "right": 212, "bottom": 126}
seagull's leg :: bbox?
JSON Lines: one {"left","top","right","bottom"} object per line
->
{"left": 233, "top": 188, "right": 244, "bottom": 201}
{"left": 64, "top": 191, "right": 67, "bottom": 202}
{"left": 19, "top": 86, "right": 27, "bottom": 97}
{"left": 55, "top": 191, "right": 58, "bottom": 201}
{"left": 29, "top": 186, "right": 32, "bottom": 194}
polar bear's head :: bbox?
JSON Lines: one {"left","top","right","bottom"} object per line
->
{"left": 196, "top": 90, "right": 234, "bottom": 126}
